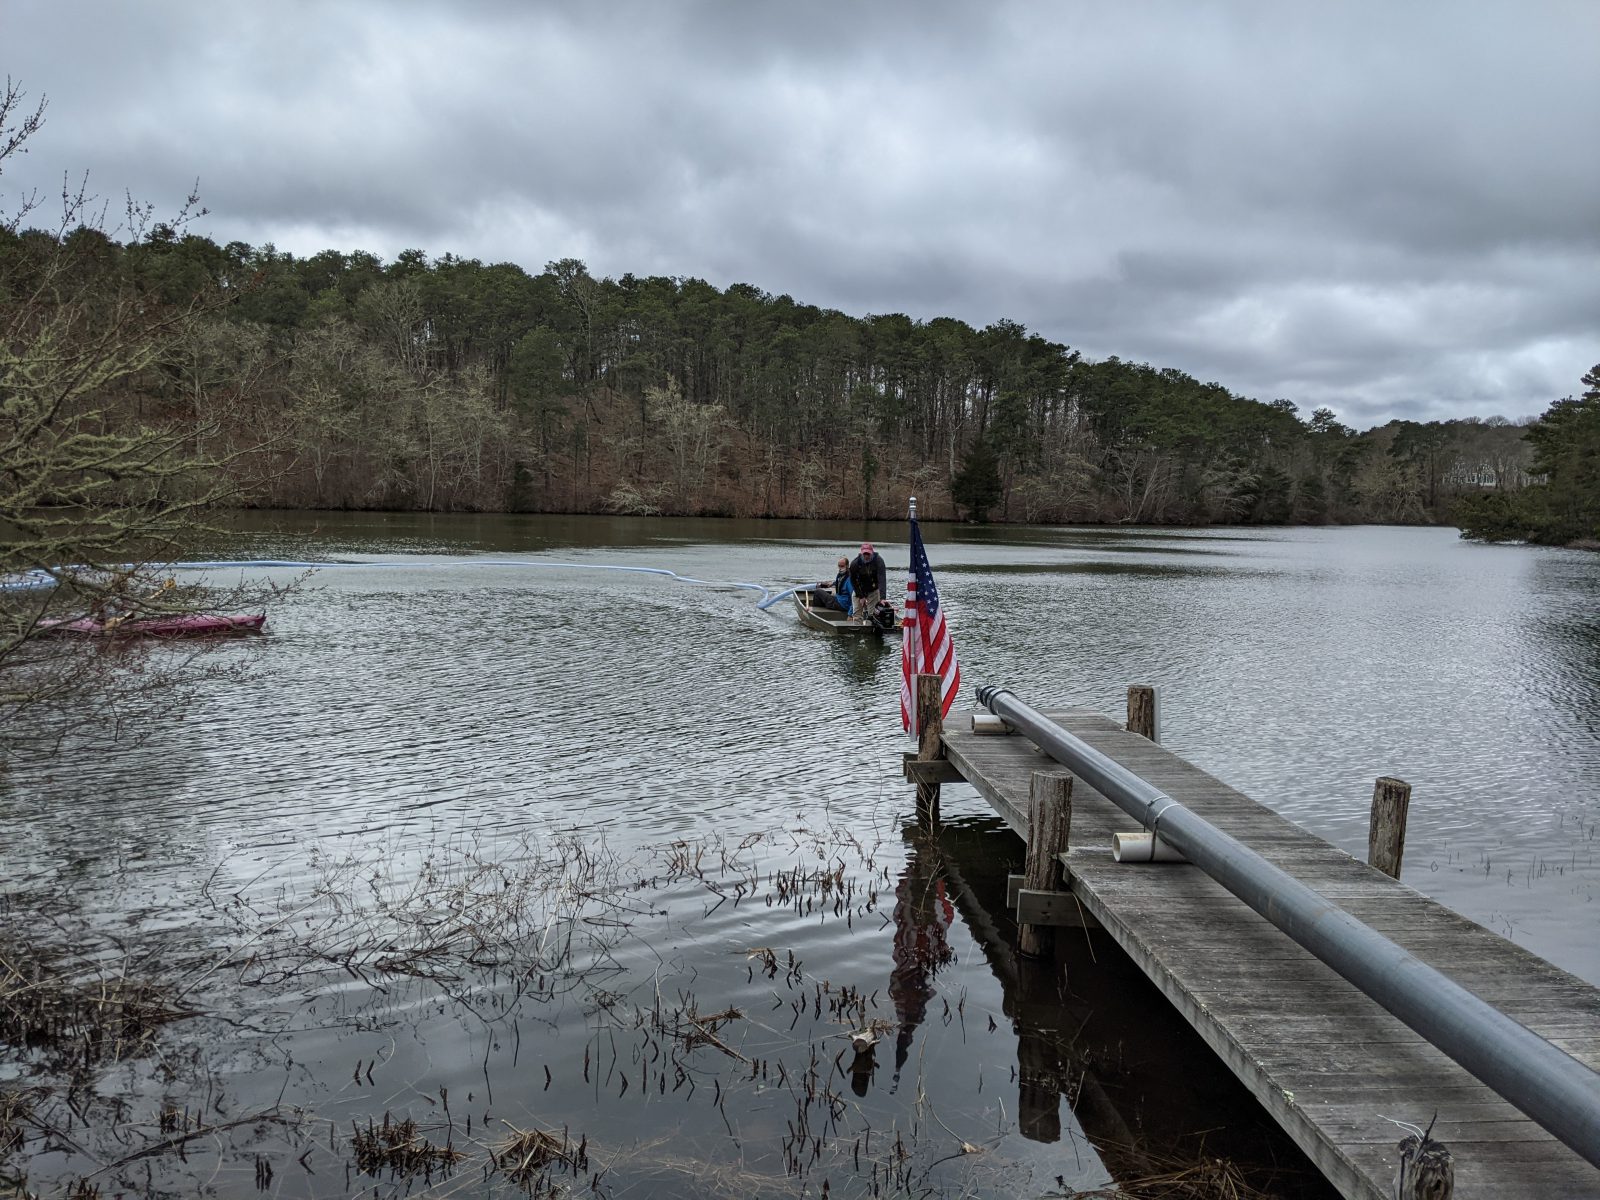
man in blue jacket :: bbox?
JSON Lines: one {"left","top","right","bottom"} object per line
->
{"left": 815, "top": 556, "right": 853, "bottom": 613}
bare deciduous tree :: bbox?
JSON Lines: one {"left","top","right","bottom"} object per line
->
{"left": 651, "top": 378, "right": 728, "bottom": 508}
{"left": 1, "top": 79, "right": 281, "bottom": 757}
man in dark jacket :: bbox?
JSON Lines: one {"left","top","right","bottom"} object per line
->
{"left": 848, "top": 542, "right": 887, "bottom": 619}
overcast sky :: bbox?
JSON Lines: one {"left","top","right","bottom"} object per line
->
{"left": 5, "top": 1, "right": 1597, "bottom": 427}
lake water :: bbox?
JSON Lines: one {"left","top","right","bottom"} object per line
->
{"left": 2, "top": 515, "right": 1596, "bottom": 1198}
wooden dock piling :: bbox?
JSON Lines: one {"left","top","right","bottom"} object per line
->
{"left": 1018, "top": 771, "right": 1073, "bottom": 957}
{"left": 1126, "top": 684, "right": 1159, "bottom": 741}
{"left": 1369, "top": 776, "right": 1411, "bottom": 879}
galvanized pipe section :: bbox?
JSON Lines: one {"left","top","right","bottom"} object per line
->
{"left": 977, "top": 684, "right": 1600, "bottom": 1171}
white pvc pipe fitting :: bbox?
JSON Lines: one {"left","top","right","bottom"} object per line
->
{"left": 1112, "top": 831, "right": 1187, "bottom": 863}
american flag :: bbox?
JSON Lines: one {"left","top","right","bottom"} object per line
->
{"left": 900, "top": 515, "right": 960, "bottom": 734}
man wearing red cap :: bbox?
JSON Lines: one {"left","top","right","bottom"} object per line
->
{"left": 848, "top": 542, "right": 887, "bottom": 621}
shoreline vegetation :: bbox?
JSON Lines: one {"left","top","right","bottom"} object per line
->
{"left": 3, "top": 68, "right": 1590, "bottom": 548}
{"left": 1452, "top": 364, "right": 1600, "bottom": 548}
{"left": 9, "top": 215, "right": 1587, "bottom": 534}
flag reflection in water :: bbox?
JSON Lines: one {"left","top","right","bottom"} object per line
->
{"left": 885, "top": 836, "right": 956, "bottom": 1092}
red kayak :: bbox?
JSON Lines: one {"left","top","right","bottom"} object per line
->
{"left": 40, "top": 613, "right": 267, "bottom": 638}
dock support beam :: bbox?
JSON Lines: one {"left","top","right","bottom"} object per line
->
{"left": 915, "top": 673, "right": 944, "bottom": 828}
{"left": 1369, "top": 776, "right": 1412, "bottom": 879}
{"left": 1126, "top": 684, "right": 1159, "bottom": 742}
{"left": 1019, "top": 771, "right": 1073, "bottom": 957}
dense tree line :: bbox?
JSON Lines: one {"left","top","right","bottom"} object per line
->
{"left": 4, "top": 222, "right": 1540, "bottom": 526}
{"left": 1457, "top": 365, "right": 1600, "bottom": 546}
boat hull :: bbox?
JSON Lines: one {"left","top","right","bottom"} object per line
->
{"left": 792, "top": 588, "right": 885, "bottom": 635}
{"left": 40, "top": 613, "right": 267, "bottom": 638}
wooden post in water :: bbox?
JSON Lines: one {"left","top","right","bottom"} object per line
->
{"left": 1369, "top": 777, "right": 1412, "bottom": 879}
{"left": 1127, "top": 684, "right": 1159, "bottom": 742}
{"left": 1018, "top": 771, "right": 1073, "bottom": 957}
{"left": 1397, "top": 1125, "right": 1454, "bottom": 1200}
{"left": 915, "top": 673, "right": 944, "bottom": 829}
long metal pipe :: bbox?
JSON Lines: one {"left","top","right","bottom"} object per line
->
{"left": 977, "top": 683, "right": 1600, "bottom": 1170}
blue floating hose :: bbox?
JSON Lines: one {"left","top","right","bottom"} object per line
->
{"left": 5, "top": 558, "right": 806, "bottom": 611}
{"left": 757, "top": 585, "right": 802, "bottom": 611}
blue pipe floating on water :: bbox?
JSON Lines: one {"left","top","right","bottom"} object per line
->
{"left": 0, "top": 569, "right": 60, "bottom": 592}
{"left": 4, "top": 558, "right": 805, "bottom": 610}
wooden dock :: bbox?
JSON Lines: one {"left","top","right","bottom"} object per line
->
{"left": 923, "top": 705, "right": 1600, "bottom": 1200}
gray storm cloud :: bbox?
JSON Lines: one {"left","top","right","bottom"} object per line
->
{"left": 6, "top": 0, "right": 1596, "bottom": 427}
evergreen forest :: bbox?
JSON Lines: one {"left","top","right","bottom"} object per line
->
{"left": 1456, "top": 364, "right": 1600, "bottom": 546}
{"left": 3, "top": 222, "right": 1568, "bottom": 530}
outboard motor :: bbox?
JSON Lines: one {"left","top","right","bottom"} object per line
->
{"left": 871, "top": 600, "right": 897, "bottom": 633}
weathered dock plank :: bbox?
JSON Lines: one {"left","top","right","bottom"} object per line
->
{"left": 942, "top": 707, "right": 1600, "bottom": 1200}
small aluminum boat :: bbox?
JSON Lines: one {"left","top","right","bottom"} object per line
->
{"left": 792, "top": 587, "right": 895, "bottom": 635}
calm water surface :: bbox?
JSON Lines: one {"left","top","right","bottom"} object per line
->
{"left": 2, "top": 514, "right": 1596, "bottom": 1197}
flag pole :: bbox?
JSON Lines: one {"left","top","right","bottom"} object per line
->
{"left": 909, "top": 495, "right": 917, "bottom": 521}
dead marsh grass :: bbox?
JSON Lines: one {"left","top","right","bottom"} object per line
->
{"left": 350, "top": 1112, "right": 464, "bottom": 1182}
{"left": 0, "top": 946, "right": 194, "bottom": 1074}
{"left": 494, "top": 1122, "right": 589, "bottom": 1194}
{"left": 1062, "top": 1137, "right": 1316, "bottom": 1200}
{"left": 0, "top": 820, "right": 1315, "bottom": 1199}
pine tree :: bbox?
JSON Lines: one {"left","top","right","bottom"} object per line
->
{"left": 952, "top": 437, "right": 1001, "bottom": 522}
